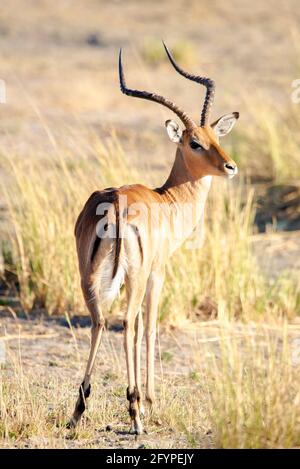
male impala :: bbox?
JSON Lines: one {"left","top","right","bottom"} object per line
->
{"left": 68, "top": 42, "right": 239, "bottom": 435}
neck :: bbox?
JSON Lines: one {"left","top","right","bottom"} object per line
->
{"left": 155, "top": 147, "right": 212, "bottom": 249}
{"left": 158, "top": 147, "right": 212, "bottom": 199}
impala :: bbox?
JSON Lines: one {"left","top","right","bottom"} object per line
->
{"left": 68, "top": 42, "right": 239, "bottom": 435}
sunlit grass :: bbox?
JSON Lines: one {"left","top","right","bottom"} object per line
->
{"left": 0, "top": 122, "right": 299, "bottom": 321}
{"left": 198, "top": 322, "right": 300, "bottom": 448}
{"left": 230, "top": 98, "right": 300, "bottom": 182}
{"left": 0, "top": 129, "right": 137, "bottom": 314}
{"left": 154, "top": 323, "right": 300, "bottom": 449}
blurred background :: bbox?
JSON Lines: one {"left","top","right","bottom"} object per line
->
{"left": 0, "top": 0, "right": 300, "bottom": 449}
{"left": 1, "top": 0, "right": 300, "bottom": 178}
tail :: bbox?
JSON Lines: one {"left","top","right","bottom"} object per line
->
{"left": 86, "top": 188, "right": 121, "bottom": 282}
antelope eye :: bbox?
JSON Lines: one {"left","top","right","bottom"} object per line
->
{"left": 190, "top": 140, "right": 203, "bottom": 150}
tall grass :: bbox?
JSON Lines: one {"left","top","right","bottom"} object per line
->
{"left": 1, "top": 129, "right": 137, "bottom": 314}
{"left": 162, "top": 182, "right": 258, "bottom": 322}
{"left": 0, "top": 124, "right": 299, "bottom": 320}
{"left": 199, "top": 323, "right": 300, "bottom": 448}
{"left": 231, "top": 98, "right": 300, "bottom": 182}
{"left": 155, "top": 323, "right": 300, "bottom": 448}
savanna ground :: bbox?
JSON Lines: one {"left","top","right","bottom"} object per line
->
{"left": 0, "top": 0, "right": 300, "bottom": 449}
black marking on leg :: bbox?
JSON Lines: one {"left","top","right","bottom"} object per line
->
{"left": 129, "top": 407, "right": 137, "bottom": 419}
{"left": 76, "top": 381, "right": 91, "bottom": 415}
{"left": 127, "top": 386, "right": 140, "bottom": 403}
{"left": 127, "top": 386, "right": 141, "bottom": 419}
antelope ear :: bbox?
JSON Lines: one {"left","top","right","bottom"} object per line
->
{"left": 165, "top": 119, "right": 183, "bottom": 143}
{"left": 211, "top": 112, "right": 239, "bottom": 137}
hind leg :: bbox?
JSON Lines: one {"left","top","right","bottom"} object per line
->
{"left": 145, "top": 270, "right": 165, "bottom": 409}
{"left": 124, "top": 278, "right": 147, "bottom": 435}
{"left": 68, "top": 288, "right": 105, "bottom": 428}
{"left": 134, "top": 308, "right": 144, "bottom": 416}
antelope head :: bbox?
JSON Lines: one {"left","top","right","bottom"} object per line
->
{"left": 119, "top": 42, "right": 239, "bottom": 179}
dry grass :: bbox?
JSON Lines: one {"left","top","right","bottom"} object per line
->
{"left": 0, "top": 337, "right": 129, "bottom": 448}
{"left": 1, "top": 320, "right": 300, "bottom": 448}
{"left": 199, "top": 323, "right": 300, "bottom": 448}
{"left": 1, "top": 121, "right": 299, "bottom": 322}
{"left": 1, "top": 127, "right": 137, "bottom": 314}
{"left": 232, "top": 98, "right": 300, "bottom": 182}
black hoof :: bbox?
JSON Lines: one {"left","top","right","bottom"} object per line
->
{"left": 66, "top": 418, "right": 77, "bottom": 430}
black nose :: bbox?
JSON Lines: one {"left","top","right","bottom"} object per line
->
{"left": 224, "top": 163, "right": 236, "bottom": 171}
